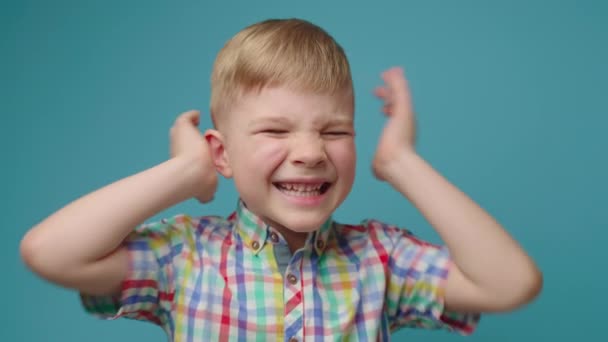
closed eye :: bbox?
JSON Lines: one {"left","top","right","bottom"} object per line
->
{"left": 259, "top": 129, "right": 288, "bottom": 136}
{"left": 323, "top": 131, "right": 352, "bottom": 136}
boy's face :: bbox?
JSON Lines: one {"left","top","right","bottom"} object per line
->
{"left": 219, "top": 86, "right": 356, "bottom": 234}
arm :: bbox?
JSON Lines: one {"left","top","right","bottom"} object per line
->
{"left": 373, "top": 68, "right": 542, "bottom": 313}
{"left": 383, "top": 152, "right": 541, "bottom": 312}
{"left": 20, "top": 110, "right": 218, "bottom": 296}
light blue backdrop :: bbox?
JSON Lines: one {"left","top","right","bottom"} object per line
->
{"left": 3, "top": 0, "right": 606, "bottom": 341}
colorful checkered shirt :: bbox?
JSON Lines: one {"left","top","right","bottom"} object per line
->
{"left": 81, "top": 200, "right": 480, "bottom": 341}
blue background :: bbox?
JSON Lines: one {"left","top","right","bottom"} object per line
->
{"left": 3, "top": 0, "right": 606, "bottom": 341}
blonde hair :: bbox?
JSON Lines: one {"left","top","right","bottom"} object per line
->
{"left": 210, "top": 18, "right": 353, "bottom": 127}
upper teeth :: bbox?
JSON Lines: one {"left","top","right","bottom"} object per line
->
{"left": 278, "top": 183, "right": 324, "bottom": 191}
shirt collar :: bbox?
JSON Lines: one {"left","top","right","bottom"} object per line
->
{"left": 232, "top": 199, "right": 333, "bottom": 255}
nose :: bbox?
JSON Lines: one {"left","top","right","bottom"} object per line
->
{"left": 290, "top": 133, "right": 327, "bottom": 168}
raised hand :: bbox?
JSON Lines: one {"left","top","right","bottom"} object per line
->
{"left": 169, "top": 110, "right": 218, "bottom": 203}
{"left": 372, "top": 67, "right": 417, "bottom": 182}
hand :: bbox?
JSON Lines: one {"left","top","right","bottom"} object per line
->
{"left": 372, "top": 67, "right": 417, "bottom": 181}
{"left": 169, "top": 110, "right": 218, "bottom": 203}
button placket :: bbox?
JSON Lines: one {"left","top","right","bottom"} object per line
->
{"left": 315, "top": 239, "right": 325, "bottom": 250}
{"left": 270, "top": 232, "right": 279, "bottom": 243}
{"left": 286, "top": 273, "right": 298, "bottom": 285}
{"left": 283, "top": 257, "right": 303, "bottom": 342}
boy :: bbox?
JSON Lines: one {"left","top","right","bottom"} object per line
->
{"left": 20, "top": 18, "right": 542, "bottom": 341}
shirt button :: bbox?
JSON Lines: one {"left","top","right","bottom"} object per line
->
{"left": 289, "top": 337, "right": 299, "bottom": 342}
{"left": 287, "top": 273, "right": 298, "bottom": 285}
{"left": 270, "top": 232, "right": 279, "bottom": 243}
{"left": 251, "top": 241, "right": 260, "bottom": 250}
{"left": 316, "top": 239, "right": 325, "bottom": 250}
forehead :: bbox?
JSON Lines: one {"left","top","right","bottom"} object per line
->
{"left": 231, "top": 86, "right": 354, "bottom": 124}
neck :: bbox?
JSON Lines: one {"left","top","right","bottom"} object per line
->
{"left": 274, "top": 226, "right": 310, "bottom": 253}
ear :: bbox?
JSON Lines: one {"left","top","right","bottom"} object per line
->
{"left": 204, "top": 129, "right": 233, "bottom": 178}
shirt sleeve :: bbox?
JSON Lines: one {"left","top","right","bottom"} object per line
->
{"left": 79, "top": 214, "right": 198, "bottom": 327}
{"left": 379, "top": 220, "right": 481, "bottom": 335}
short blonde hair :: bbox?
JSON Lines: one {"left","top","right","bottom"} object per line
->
{"left": 210, "top": 18, "right": 353, "bottom": 127}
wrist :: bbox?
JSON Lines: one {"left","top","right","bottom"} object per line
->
{"left": 381, "top": 150, "right": 422, "bottom": 184}
{"left": 170, "top": 154, "right": 216, "bottom": 201}
{"left": 167, "top": 156, "right": 203, "bottom": 198}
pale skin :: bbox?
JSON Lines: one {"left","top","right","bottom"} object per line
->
{"left": 20, "top": 67, "right": 542, "bottom": 313}
{"left": 373, "top": 67, "right": 542, "bottom": 312}
{"left": 19, "top": 113, "right": 218, "bottom": 295}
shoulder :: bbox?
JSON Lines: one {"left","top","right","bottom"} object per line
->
{"left": 333, "top": 218, "right": 405, "bottom": 239}
{"left": 130, "top": 213, "right": 233, "bottom": 244}
{"left": 332, "top": 218, "right": 440, "bottom": 249}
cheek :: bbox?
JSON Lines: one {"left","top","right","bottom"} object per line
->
{"left": 240, "top": 137, "right": 288, "bottom": 171}
{"left": 327, "top": 140, "right": 357, "bottom": 174}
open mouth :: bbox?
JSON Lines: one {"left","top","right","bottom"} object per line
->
{"left": 273, "top": 182, "right": 332, "bottom": 197}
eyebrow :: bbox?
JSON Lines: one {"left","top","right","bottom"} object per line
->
{"left": 323, "top": 117, "right": 353, "bottom": 126}
{"left": 248, "top": 117, "right": 292, "bottom": 128}
{"left": 247, "top": 115, "right": 353, "bottom": 128}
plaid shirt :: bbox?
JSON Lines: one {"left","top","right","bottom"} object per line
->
{"left": 81, "top": 200, "right": 480, "bottom": 341}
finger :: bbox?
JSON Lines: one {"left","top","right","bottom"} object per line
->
{"left": 381, "top": 68, "right": 413, "bottom": 116}
{"left": 375, "top": 86, "right": 394, "bottom": 114}
{"left": 381, "top": 68, "right": 407, "bottom": 100}
{"left": 177, "top": 110, "right": 200, "bottom": 126}
{"left": 178, "top": 109, "right": 199, "bottom": 120}
{"left": 374, "top": 86, "right": 389, "bottom": 99}
{"left": 382, "top": 104, "right": 392, "bottom": 115}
